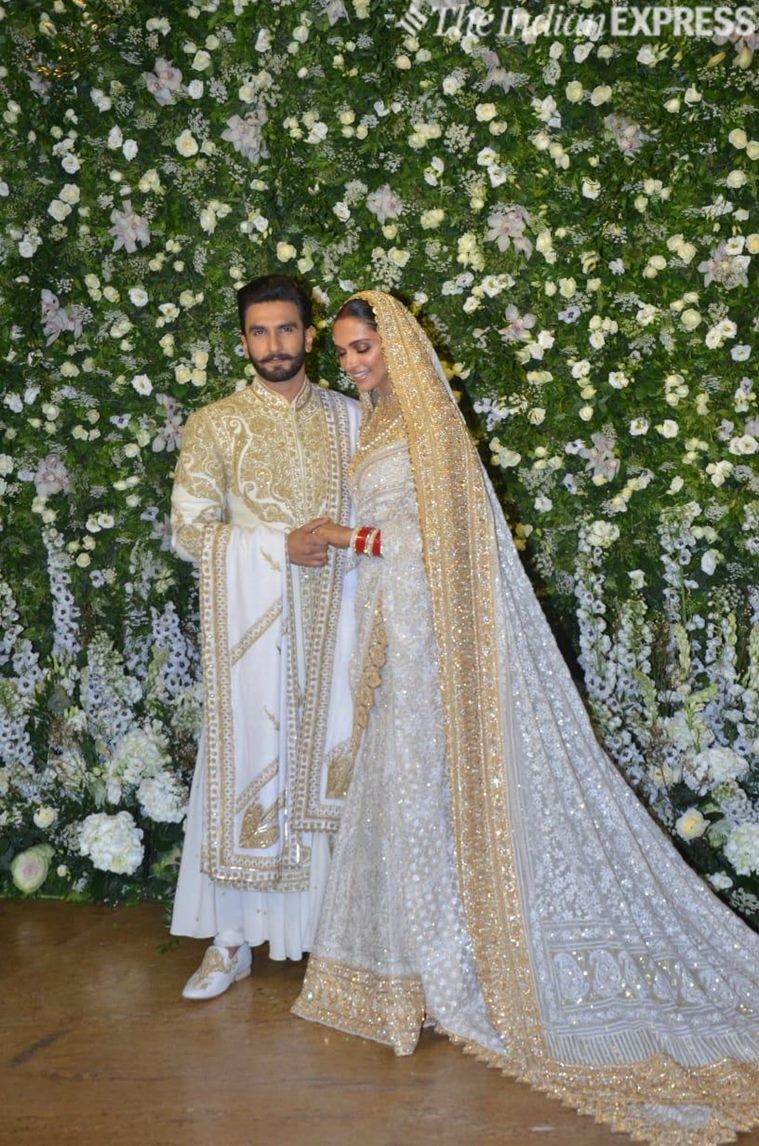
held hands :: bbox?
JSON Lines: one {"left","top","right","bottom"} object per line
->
{"left": 286, "top": 517, "right": 353, "bottom": 567}
{"left": 287, "top": 517, "right": 330, "bottom": 567}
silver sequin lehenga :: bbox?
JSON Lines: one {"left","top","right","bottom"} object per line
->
{"left": 293, "top": 292, "right": 759, "bottom": 1146}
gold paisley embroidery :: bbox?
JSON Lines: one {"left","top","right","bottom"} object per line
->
{"left": 240, "top": 796, "right": 281, "bottom": 850}
{"left": 325, "top": 738, "right": 352, "bottom": 800}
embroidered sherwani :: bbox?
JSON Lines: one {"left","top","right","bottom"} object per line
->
{"left": 170, "top": 375, "right": 361, "bottom": 958}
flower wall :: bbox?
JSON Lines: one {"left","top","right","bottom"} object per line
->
{"left": 1, "top": 0, "right": 757, "bottom": 922}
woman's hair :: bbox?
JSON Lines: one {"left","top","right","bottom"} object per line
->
{"left": 334, "top": 297, "right": 377, "bottom": 330}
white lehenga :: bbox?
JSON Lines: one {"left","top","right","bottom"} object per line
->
{"left": 293, "top": 292, "right": 758, "bottom": 1145}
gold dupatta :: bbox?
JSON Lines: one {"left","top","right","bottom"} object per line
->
{"left": 347, "top": 290, "right": 758, "bottom": 1144}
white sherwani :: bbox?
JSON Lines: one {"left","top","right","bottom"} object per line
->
{"left": 169, "top": 375, "right": 361, "bottom": 958}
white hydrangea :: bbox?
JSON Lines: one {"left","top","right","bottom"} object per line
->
{"left": 724, "top": 824, "right": 759, "bottom": 877}
{"left": 106, "top": 726, "right": 170, "bottom": 801}
{"left": 684, "top": 746, "right": 749, "bottom": 793}
{"left": 137, "top": 771, "right": 188, "bottom": 824}
{"left": 79, "top": 811, "right": 144, "bottom": 875}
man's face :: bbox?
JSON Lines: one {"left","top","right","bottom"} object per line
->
{"left": 240, "top": 300, "right": 314, "bottom": 385}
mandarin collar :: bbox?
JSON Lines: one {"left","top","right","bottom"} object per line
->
{"left": 247, "top": 372, "right": 313, "bottom": 412}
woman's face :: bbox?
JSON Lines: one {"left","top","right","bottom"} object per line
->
{"left": 332, "top": 316, "right": 392, "bottom": 397}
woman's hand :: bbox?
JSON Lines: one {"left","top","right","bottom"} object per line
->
{"left": 312, "top": 519, "right": 353, "bottom": 549}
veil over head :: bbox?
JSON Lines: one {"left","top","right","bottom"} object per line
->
{"left": 341, "top": 289, "right": 758, "bottom": 1142}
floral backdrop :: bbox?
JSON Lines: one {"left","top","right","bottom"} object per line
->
{"left": 1, "top": 0, "right": 757, "bottom": 926}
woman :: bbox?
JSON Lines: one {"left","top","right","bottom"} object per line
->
{"left": 292, "top": 291, "right": 758, "bottom": 1144}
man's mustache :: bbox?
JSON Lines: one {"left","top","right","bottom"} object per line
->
{"left": 262, "top": 354, "right": 294, "bottom": 363}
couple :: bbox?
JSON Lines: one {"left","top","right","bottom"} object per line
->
{"left": 170, "top": 275, "right": 758, "bottom": 1144}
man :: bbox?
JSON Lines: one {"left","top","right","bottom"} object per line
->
{"left": 169, "top": 274, "right": 361, "bottom": 999}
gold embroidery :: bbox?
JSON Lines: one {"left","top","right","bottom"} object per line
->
{"left": 293, "top": 954, "right": 425, "bottom": 1057}
{"left": 230, "top": 599, "right": 282, "bottom": 666}
{"left": 325, "top": 738, "right": 352, "bottom": 800}
{"left": 186, "top": 945, "right": 229, "bottom": 991}
{"left": 322, "top": 600, "right": 387, "bottom": 801}
{"left": 261, "top": 549, "right": 281, "bottom": 573}
{"left": 239, "top": 797, "right": 281, "bottom": 850}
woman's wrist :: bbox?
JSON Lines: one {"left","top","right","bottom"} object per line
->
{"left": 351, "top": 525, "right": 382, "bottom": 557}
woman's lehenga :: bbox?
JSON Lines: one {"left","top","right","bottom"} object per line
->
{"left": 292, "top": 292, "right": 758, "bottom": 1145}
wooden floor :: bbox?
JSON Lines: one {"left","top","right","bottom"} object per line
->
{"left": 1, "top": 902, "right": 756, "bottom": 1146}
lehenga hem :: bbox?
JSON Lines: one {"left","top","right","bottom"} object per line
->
{"left": 435, "top": 1024, "right": 759, "bottom": 1146}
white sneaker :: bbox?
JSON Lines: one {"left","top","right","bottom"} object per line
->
{"left": 181, "top": 942, "right": 252, "bottom": 1000}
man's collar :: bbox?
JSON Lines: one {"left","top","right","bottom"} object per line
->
{"left": 248, "top": 372, "right": 313, "bottom": 412}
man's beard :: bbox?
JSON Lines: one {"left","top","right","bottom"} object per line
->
{"left": 251, "top": 345, "right": 306, "bottom": 384}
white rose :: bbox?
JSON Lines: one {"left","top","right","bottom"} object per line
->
{"left": 191, "top": 50, "right": 211, "bottom": 71}
{"left": 333, "top": 202, "right": 351, "bottom": 222}
{"left": 128, "top": 287, "right": 148, "bottom": 307}
{"left": 131, "top": 373, "right": 153, "bottom": 396}
{"left": 590, "top": 85, "right": 612, "bottom": 106}
{"left": 388, "top": 247, "right": 410, "bottom": 267}
{"left": 175, "top": 129, "right": 199, "bottom": 157}
{"left": 581, "top": 179, "right": 601, "bottom": 200}
{"left": 655, "top": 419, "right": 679, "bottom": 438}
{"left": 680, "top": 309, "right": 701, "bottom": 331}
{"left": 276, "top": 242, "right": 296, "bottom": 262}
{"left": 255, "top": 28, "right": 272, "bottom": 52}
{"left": 475, "top": 103, "right": 497, "bottom": 121}
{"left": 33, "top": 806, "right": 58, "bottom": 829}
{"left": 48, "top": 198, "right": 71, "bottom": 222}
{"left": 59, "top": 183, "right": 80, "bottom": 204}
{"left": 675, "top": 808, "right": 708, "bottom": 840}
{"left": 728, "top": 128, "right": 747, "bottom": 149}
{"left": 565, "top": 81, "right": 584, "bottom": 103}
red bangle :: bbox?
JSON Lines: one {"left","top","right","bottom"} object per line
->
{"left": 353, "top": 526, "right": 371, "bottom": 555}
{"left": 371, "top": 529, "right": 382, "bottom": 557}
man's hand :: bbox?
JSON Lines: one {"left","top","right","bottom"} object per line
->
{"left": 287, "top": 517, "right": 330, "bottom": 567}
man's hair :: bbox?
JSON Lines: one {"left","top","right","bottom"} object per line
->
{"left": 237, "top": 274, "right": 313, "bottom": 333}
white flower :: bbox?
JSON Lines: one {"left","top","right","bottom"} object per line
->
{"left": 222, "top": 111, "right": 269, "bottom": 163}
{"left": 730, "top": 344, "right": 750, "bottom": 361}
{"left": 11, "top": 845, "right": 54, "bottom": 893}
{"left": 728, "top": 434, "right": 757, "bottom": 456}
{"left": 175, "top": 129, "right": 199, "bottom": 157}
{"left": 708, "top": 871, "right": 733, "bottom": 891}
{"left": 586, "top": 520, "right": 620, "bottom": 548}
{"left": 693, "top": 747, "right": 748, "bottom": 788}
{"left": 700, "top": 548, "right": 721, "bottom": 575}
{"left": 128, "top": 287, "right": 148, "bottom": 307}
{"left": 79, "top": 811, "right": 144, "bottom": 875}
{"left": 724, "top": 823, "right": 759, "bottom": 877}
{"left": 255, "top": 28, "right": 272, "bottom": 51}
{"left": 107, "top": 125, "right": 123, "bottom": 150}
{"left": 109, "top": 200, "right": 150, "bottom": 254}
{"left": 387, "top": 246, "right": 409, "bottom": 267}
{"left": 629, "top": 417, "right": 649, "bottom": 436}
{"left": 581, "top": 179, "right": 601, "bottom": 200}
{"left": 655, "top": 419, "right": 679, "bottom": 439}
{"left": 680, "top": 308, "right": 701, "bottom": 331}
{"left": 122, "top": 139, "right": 138, "bottom": 161}
{"left": 675, "top": 808, "right": 708, "bottom": 840}
{"left": 333, "top": 201, "right": 351, "bottom": 222}
{"left": 131, "top": 373, "right": 153, "bottom": 396}
{"left": 33, "top": 806, "right": 58, "bottom": 829}
{"left": 590, "top": 85, "right": 612, "bottom": 106}
{"left": 276, "top": 242, "right": 296, "bottom": 262}
{"left": 366, "top": 184, "right": 404, "bottom": 224}
{"left": 137, "top": 772, "right": 188, "bottom": 824}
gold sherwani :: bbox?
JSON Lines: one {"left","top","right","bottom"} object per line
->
{"left": 170, "top": 375, "right": 361, "bottom": 892}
